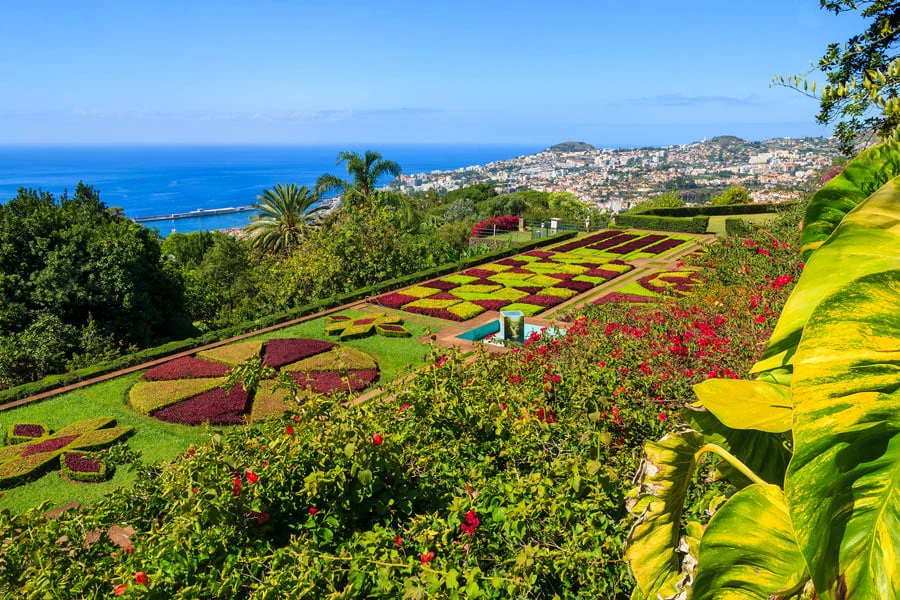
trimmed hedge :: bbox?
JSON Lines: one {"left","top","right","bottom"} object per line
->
{"left": 0, "top": 232, "right": 578, "bottom": 405}
{"left": 639, "top": 202, "right": 796, "bottom": 217}
{"left": 614, "top": 214, "right": 709, "bottom": 233}
{"left": 725, "top": 217, "right": 754, "bottom": 236}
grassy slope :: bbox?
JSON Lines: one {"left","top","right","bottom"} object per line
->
{"left": 0, "top": 310, "right": 431, "bottom": 514}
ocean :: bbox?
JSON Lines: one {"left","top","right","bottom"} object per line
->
{"left": 0, "top": 144, "right": 542, "bottom": 236}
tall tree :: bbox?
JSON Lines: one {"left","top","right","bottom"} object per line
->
{"left": 315, "top": 151, "right": 402, "bottom": 210}
{"left": 776, "top": 1, "right": 900, "bottom": 154}
{"left": 247, "top": 183, "right": 325, "bottom": 254}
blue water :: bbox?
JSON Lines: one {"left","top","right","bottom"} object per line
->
{"left": 0, "top": 144, "right": 542, "bottom": 235}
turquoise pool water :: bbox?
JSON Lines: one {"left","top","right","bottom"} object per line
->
{"left": 456, "top": 320, "right": 565, "bottom": 345}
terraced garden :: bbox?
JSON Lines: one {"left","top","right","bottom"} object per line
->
{"left": 370, "top": 229, "right": 699, "bottom": 320}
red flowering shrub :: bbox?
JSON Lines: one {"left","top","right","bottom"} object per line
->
{"left": 264, "top": 339, "right": 335, "bottom": 368}
{"left": 143, "top": 357, "right": 231, "bottom": 381}
{"left": 471, "top": 215, "right": 519, "bottom": 237}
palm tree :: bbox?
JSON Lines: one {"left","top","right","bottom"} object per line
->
{"left": 246, "top": 183, "right": 325, "bottom": 254}
{"left": 315, "top": 150, "right": 402, "bottom": 210}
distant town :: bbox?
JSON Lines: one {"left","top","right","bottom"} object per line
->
{"left": 391, "top": 136, "right": 841, "bottom": 212}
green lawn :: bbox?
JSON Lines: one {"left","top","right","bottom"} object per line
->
{"left": 706, "top": 213, "right": 778, "bottom": 235}
{"left": 0, "top": 374, "right": 209, "bottom": 514}
{"left": 0, "top": 309, "right": 432, "bottom": 514}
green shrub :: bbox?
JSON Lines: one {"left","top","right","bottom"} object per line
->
{"left": 724, "top": 217, "right": 753, "bottom": 236}
{"left": 640, "top": 202, "right": 794, "bottom": 217}
{"left": 615, "top": 214, "right": 709, "bottom": 233}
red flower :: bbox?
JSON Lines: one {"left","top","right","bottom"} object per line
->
{"left": 461, "top": 509, "right": 481, "bottom": 535}
{"left": 754, "top": 315, "right": 767, "bottom": 324}
{"left": 254, "top": 511, "right": 271, "bottom": 525}
{"left": 420, "top": 551, "right": 435, "bottom": 564}
{"left": 232, "top": 477, "right": 241, "bottom": 497}
{"left": 187, "top": 449, "right": 195, "bottom": 456}
{"left": 399, "top": 403, "right": 412, "bottom": 411}
{"left": 285, "top": 425, "right": 295, "bottom": 435}
{"left": 658, "top": 412, "right": 668, "bottom": 421}
{"left": 309, "top": 506, "right": 318, "bottom": 516}
{"left": 114, "top": 584, "right": 127, "bottom": 596}
{"left": 135, "top": 572, "right": 148, "bottom": 586}
{"left": 372, "top": 434, "right": 384, "bottom": 446}
{"left": 246, "top": 471, "right": 259, "bottom": 484}
{"left": 395, "top": 535, "right": 403, "bottom": 547}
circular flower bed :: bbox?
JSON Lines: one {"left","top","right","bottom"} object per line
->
{"left": 128, "top": 338, "right": 380, "bottom": 426}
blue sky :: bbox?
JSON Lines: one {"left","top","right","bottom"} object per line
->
{"left": 0, "top": 1, "right": 866, "bottom": 146}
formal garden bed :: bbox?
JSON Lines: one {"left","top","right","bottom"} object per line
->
{"left": 0, "top": 310, "right": 432, "bottom": 513}
{"left": 0, "top": 199, "right": 808, "bottom": 597}
{"left": 368, "top": 231, "right": 701, "bottom": 321}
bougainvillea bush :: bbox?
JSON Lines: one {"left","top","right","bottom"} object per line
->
{"left": 0, "top": 204, "right": 806, "bottom": 597}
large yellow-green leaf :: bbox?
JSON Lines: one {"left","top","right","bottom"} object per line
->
{"left": 752, "top": 176, "right": 900, "bottom": 374}
{"left": 693, "top": 379, "right": 792, "bottom": 433}
{"left": 787, "top": 269, "right": 900, "bottom": 599}
{"left": 801, "top": 139, "right": 900, "bottom": 259}
{"left": 625, "top": 431, "right": 704, "bottom": 599}
{"left": 686, "top": 408, "right": 790, "bottom": 487}
{"left": 693, "top": 484, "right": 809, "bottom": 600}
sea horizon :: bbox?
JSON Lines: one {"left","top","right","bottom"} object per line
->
{"left": 0, "top": 143, "right": 546, "bottom": 235}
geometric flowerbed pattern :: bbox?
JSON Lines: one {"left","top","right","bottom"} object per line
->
{"left": 594, "top": 268, "right": 704, "bottom": 305}
{"left": 0, "top": 417, "right": 133, "bottom": 488}
{"left": 370, "top": 243, "right": 648, "bottom": 321}
{"left": 550, "top": 229, "right": 690, "bottom": 258}
{"left": 129, "top": 338, "right": 380, "bottom": 426}
{"left": 325, "top": 313, "right": 412, "bottom": 340}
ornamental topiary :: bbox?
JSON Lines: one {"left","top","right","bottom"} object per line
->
{"left": 0, "top": 418, "right": 132, "bottom": 488}
{"left": 324, "top": 314, "right": 411, "bottom": 340}
{"left": 59, "top": 452, "right": 109, "bottom": 483}
{"left": 130, "top": 339, "right": 381, "bottom": 425}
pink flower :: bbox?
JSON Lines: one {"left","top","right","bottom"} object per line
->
{"left": 658, "top": 412, "right": 668, "bottom": 421}
{"left": 309, "top": 506, "right": 318, "bottom": 516}
{"left": 395, "top": 535, "right": 403, "bottom": 547}
{"left": 372, "top": 434, "right": 383, "bottom": 446}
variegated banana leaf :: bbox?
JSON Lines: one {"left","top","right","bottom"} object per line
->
{"left": 692, "top": 484, "right": 809, "bottom": 600}
{"left": 686, "top": 408, "right": 790, "bottom": 487}
{"left": 753, "top": 175, "right": 900, "bottom": 375}
{"left": 693, "top": 378, "right": 792, "bottom": 433}
{"left": 787, "top": 269, "right": 900, "bottom": 599}
{"left": 801, "top": 138, "right": 900, "bottom": 259}
{"left": 625, "top": 431, "right": 705, "bottom": 600}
